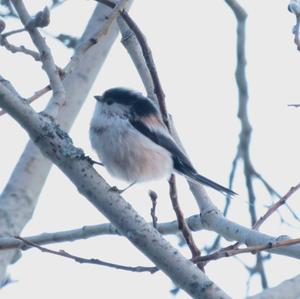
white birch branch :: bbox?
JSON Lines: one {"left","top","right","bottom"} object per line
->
{"left": 1, "top": 212, "right": 300, "bottom": 261}
{"left": 0, "top": 215, "right": 204, "bottom": 250}
{"left": 246, "top": 273, "right": 300, "bottom": 299}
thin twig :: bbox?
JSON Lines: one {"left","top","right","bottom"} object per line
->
{"left": 0, "top": 68, "right": 65, "bottom": 117}
{"left": 0, "top": 84, "right": 51, "bottom": 117}
{"left": 96, "top": 0, "right": 168, "bottom": 124}
{"left": 0, "top": 35, "right": 40, "bottom": 60}
{"left": 15, "top": 236, "right": 158, "bottom": 273}
{"left": 224, "top": 149, "right": 240, "bottom": 217}
{"left": 205, "top": 182, "right": 300, "bottom": 268}
{"left": 18, "top": 235, "right": 300, "bottom": 275}
{"left": 194, "top": 237, "right": 300, "bottom": 263}
{"left": 253, "top": 183, "right": 300, "bottom": 230}
{"left": 2, "top": 27, "right": 26, "bottom": 38}
{"left": 120, "top": 10, "right": 168, "bottom": 125}
{"left": 169, "top": 175, "right": 202, "bottom": 268}
{"left": 149, "top": 190, "right": 158, "bottom": 228}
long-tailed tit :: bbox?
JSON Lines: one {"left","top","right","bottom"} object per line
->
{"left": 89, "top": 87, "right": 236, "bottom": 196}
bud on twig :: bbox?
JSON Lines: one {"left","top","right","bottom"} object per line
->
{"left": 288, "top": 0, "right": 300, "bottom": 15}
{"left": 26, "top": 7, "right": 50, "bottom": 30}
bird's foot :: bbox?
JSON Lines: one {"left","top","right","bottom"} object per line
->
{"left": 109, "top": 186, "right": 126, "bottom": 194}
{"left": 85, "top": 156, "right": 104, "bottom": 166}
{"left": 109, "top": 182, "right": 136, "bottom": 194}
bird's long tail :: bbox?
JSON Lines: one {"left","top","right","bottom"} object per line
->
{"left": 183, "top": 171, "right": 237, "bottom": 196}
{"left": 172, "top": 156, "right": 237, "bottom": 196}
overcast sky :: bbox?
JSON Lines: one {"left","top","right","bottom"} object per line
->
{"left": 1, "top": 1, "right": 300, "bottom": 298}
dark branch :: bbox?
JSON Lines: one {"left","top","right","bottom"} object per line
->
{"left": 16, "top": 236, "right": 158, "bottom": 274}
{"left": 149, "top": 190, "right": 158, "bottom": 229}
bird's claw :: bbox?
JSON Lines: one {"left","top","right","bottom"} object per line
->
{"left": 109, "top": 182, "right": 136, "bottom": 194}
{"left": 109, "top": 186, "right": 123, "bottom": 193}
{"left": 85, "top": 156, "right": 103, "bottom": 166}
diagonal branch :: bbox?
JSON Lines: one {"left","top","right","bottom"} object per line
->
{"left": 119, "top": 10, "right": 168, "bottom": 124}
{"left": 253, "top": 183, "right": 300, "bottom": 230}
{"left": 246, "top": 273, "right": 300, "bottom": 299}
{"left": 195, "top": 237, "right": 300, "bottom": 263}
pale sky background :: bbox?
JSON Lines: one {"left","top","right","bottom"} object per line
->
{"left": 1, "top": 1, "right": 300, "bottom": 298}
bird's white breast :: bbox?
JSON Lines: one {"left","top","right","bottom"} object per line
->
{"left": 90, "top": 112, "right": 173, "bottom": 183}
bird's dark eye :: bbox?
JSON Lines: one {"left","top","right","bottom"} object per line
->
{"left": 106, "top": 98, "right": 113, "bottom": 105}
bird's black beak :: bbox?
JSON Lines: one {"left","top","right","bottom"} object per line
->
{"left": 94, "top": 95, "right": 103, "bottom": 102}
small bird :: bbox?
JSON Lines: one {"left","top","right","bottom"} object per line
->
{"left": 89, "top": 87, "right": 236, "bottom": 196}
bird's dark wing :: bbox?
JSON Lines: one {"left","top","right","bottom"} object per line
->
{"left": 129, "top": 118, "right": 194, "bottom": 169}
{"left": 130, "top": 118, "right": 236, "bottom": 196}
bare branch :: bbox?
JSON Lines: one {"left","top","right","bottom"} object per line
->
{"left": 119, "top": 10, "right": 168, "bottom": 124}
{"left": 288, "top": 0, "right": 300, "bottom": 50}
{"left": 0, "top": 19, "right": 40, "bottom": 60}
{"left": 64, "top": 0, "right": 129, "bottom": 76}
{"left": 2, "top": 27, "right": 26, "bottom": 38}
{"left": 194, "top": 237, "right": 300, "bottom": 263}
{"left": 149, "top": 190, "right": 158, "bottom": 229}
{"left": 169, "top": 175, "right": 202, "bottom": 264}
{"left": 12, "top": 0, "right": 65, "bottom": 117}
{"left": 246, "top": 273, "right": 300, "bottom": 299}
{"left": 0, "top": 214, "right": 205, "bottom": 251}
{"left": 0, "top": 35, "right": 40, "bottom": 60}
{"left": 16, "top": 237, "right": 158, "bottom": 274}
{"left": 118, "top": 17, "right": 156, "bottom": 100}
{"left": 253, "top": 183, "right": 300, "bottom": 230}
